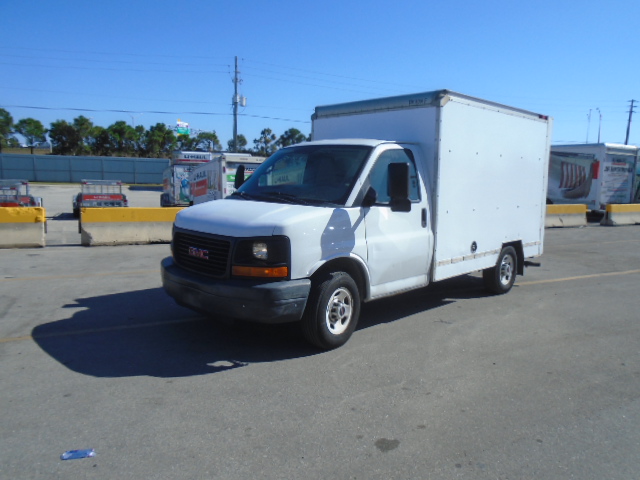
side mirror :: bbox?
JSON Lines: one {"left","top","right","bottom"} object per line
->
{"left": 234, "top": 165, "right": 246, "bottom": 189}
{"left": 388, "top": 163, "right": 411, "bottom": 212}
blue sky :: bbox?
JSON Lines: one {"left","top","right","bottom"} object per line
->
{"left": 2, "top": 0, "right": 639, "bottom": 148}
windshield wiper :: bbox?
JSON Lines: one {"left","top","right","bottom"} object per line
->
{"left": 232, "top": 190, "right": 329, "bottom": 206}
{"left": 260, "top": 192, "right": 313, "bottom": 205}
{"left": 229, "top": 191, "right": 257, "bottom": 201}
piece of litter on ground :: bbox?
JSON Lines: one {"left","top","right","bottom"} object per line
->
{"left": 60, "top": 449, "right": 96, "bottom": 460}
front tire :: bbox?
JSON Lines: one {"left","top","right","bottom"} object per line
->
{"left": 483, "top": 246, "right": 517, "bottom": 294}
{"left": 301, "top": 272, "right": 360, "bottom": 350}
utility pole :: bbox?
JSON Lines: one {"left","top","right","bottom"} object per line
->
{"left": 625, "top": 99, "right": 637, "bottom": 145}
{"left": 232, "top": 56, "right": 240, "bottom": 153}
{"left": 596, "top": 108, "right": 601, "bottom": 143}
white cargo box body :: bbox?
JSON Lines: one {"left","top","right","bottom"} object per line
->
{"left": 312, "top": 90, "right": 552, "bottom": 281}
{"left": 548, "top": 143, "right": 638, "bottom": 210}
{"left": 190, "top": 154, "right": 265, "bottom": 205}
{"left": 171, "top": 150, "right": 213, "bottom": 166}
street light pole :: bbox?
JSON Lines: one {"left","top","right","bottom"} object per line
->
{"left": 129, "top": 113, "right": 143, "bottom": 127}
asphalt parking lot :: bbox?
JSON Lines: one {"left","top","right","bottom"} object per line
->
{"left": 1, "top": 184, "right": 640, "bottom": 479}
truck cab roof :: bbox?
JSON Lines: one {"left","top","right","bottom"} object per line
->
{"left": 293, "top": 139, "right": 396, "bottom": 148}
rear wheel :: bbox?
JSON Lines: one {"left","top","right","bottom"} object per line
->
{"left": 301, "top": 271, "right": 360, "bottom": 350}
{"left": 483, "top": 246, "right": 517, "bottom": 294}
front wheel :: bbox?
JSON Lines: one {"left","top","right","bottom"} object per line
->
{"left": 483, "top": 246, "right": 517, "bottom": 294}
{"left": 301, "top": 271, "right": 360, "bottom": 350}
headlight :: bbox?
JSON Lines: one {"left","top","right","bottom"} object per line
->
{"left": 252, "top": 241, "right": 268, "bottom": 260}
{"left": 233, "top": 236, "right": 290, "bottom": 279}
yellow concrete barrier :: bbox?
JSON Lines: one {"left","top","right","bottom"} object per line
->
{"left": 80, "top": 207, "right": 185, "bottom": 246}
{"left": 600, "top": 204, "right": 640, "bottom": 226}
{"left": 545, "top": 204, "right": 587, "bottom": 228}
{"left": 0, "top": 207, "right": 46, "bottom": 248}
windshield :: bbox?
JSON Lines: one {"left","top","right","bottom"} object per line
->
{"left": 233, "top": 144, "right": 372, "bottom": 206}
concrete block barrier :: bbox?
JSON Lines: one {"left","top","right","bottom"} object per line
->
{"left": 0, "top": 207, "right": 46, "bottom": 248}
{"left": 600, "top": 204, "right": 640, "bottom": 226}
{"left": 80, "top": 207, "right": 184, "bottom": 246}
{"left": 545, "top": 204, "right": 587, "bottom": 228}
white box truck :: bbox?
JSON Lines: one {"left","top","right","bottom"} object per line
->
{"left": 160, "top": 151, "right": 213, "bottom": 207}
{"left": 161, "top": 90, "right": 552, "bottom": 349}
{"left": 190, "top": 154, "right": 266, "bottom": 205}
{"left": 547, "top": 143, "right": 639, "bottom": 211}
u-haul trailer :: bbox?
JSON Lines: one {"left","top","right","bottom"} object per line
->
{"left": 190, "top": 154, "right": 266, "bottom": 205}
{"left": 160, "top": 151, "right": 213, "bottom": 207}
{"left": 548, "top": 143, "right": 639, "bottom": 211}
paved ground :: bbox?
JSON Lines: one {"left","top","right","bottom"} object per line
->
{"left": 1, "top": 184, "right": 639, "bottom": 479}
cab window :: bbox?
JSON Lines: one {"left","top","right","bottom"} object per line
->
{"left": 368, "top": 149, "right": 420, "bottom": 204}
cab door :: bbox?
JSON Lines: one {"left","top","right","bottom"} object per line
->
{"left": 363, "top": 146, "right": 433, "bottom": 298}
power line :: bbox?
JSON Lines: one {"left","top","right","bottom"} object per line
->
{"left": 241, "top": 71, "right": 392, "bottom": 96}
{"left": 1, "top": 45, "right": 424, "bottom": 92}
{"left": 0, "top": 52, "right": 229, "bottom": 69}
{"left": 0, "top": 85, "right": 312, "bottom": 112}
{"left": 242, "top": 58, "right": 426, "bottom": 91}
{"left": 0, "top": 104, "right": 310, "bottom": 124}
{"left": 0, "top": 61, "right": 227, "bottom": 75}
{"left": 0, "top": 45, "right": 230, "bottom": 61}
{"left": 1, "top": 45, "right": 423, "bottom": 94}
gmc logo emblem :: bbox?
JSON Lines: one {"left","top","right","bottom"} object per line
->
{"left": 188, "top": 246, "right": 209, "bottom": 260}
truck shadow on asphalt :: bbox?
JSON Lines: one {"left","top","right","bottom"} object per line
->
{"left": 32, "top": 275, "right": 490, "bottom": 378}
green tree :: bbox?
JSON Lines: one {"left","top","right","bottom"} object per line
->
{"left": 196, "top": 131, "right": 221, "bottom": 152}
{"left": 49, "top": 116, "right": 98, "bottom": 155}
{"left": 14, "top": 118, "right": 47, "bottom": 154}
{"left": 0, "top": 108, "right": 14, "bottom": 153}
{"left": 72, "top": 116, "right": 94, "bottom": 155}
{"left": 49, "top": 120, "right": 82, "bottom": 155}
{"left": 143, "top": 123, "right": 176, "bottom": 158}
{"left": 107, "top": 121, "right": 137, "bottom": 156}
{"left": 132, "top": 125, "right": 146, "bottom": 157}
{"left": 228, "top": 134, "right": 248, "bottom": 153}
{"left": 276, "top": 128, "right": 307, "bottom": 148}
{"left": 88, "top": 126, "right": 111, "bottom": 156}
{"left": 176, "top": 133, "right": 198, "bottom": 151}
{"left": 253, "top": 128, "right": 278, "bottom": 156}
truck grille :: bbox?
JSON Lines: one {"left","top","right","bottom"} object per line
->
{"left": 173, "top": 230, "right": 231, "bottom": 277}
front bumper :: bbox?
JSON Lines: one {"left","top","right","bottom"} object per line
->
{"left": 161, "top": 257, "right": 311, "bottom": 324}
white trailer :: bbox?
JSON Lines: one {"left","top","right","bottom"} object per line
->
{"left": 160, "top": 151, "right": 213, "bottom": 207}
{"left": 190, "top": 154, "right": 265, "bottom": 205}
{"left": 548, "top": 143, "right": 639, "bottom": 211}
{"left": 162, "top": 90, "right": 552, "bottom": 349}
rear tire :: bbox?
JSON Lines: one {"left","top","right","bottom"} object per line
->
{"left": 301, "top": 272, "right": 360, "bottom": 350}
{"left": 483, "top": 246, "right": 517, "bottom": 294}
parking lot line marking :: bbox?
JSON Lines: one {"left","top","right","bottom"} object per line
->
{"left": 519, "top": 268, "right": 640, "bottom": 286}
{"left": 546, "top": 238, "right": 640, "bottom": 249}
{"left": 0, "top": 317, "right": 205, "bottom": 344}
{"left": 0, "top": 270, "right": 159, "bottom": 282}
{"left": 0, "top": 334, "right": 33, "bottom": 343}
